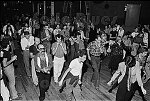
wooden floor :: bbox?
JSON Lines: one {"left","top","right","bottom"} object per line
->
{"left": 14, "top": 56, "right": 150, "bottom": 101}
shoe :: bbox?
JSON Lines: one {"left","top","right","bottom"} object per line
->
{"left": 108, "top": 89, "right": 112, "bottom": 93}
{"left": 39, "top": 96, "right": 45, "bottom": 101}
{"left": 59, "top": 88, "right": 63, "bottom": 93}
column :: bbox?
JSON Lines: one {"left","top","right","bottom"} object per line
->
{"left": 44, "top": 1, "right": 46, "bottom": 16}
{"left": 51, "top": 1, "right": 54, "bottom": 17}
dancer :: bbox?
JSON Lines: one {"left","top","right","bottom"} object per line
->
{"left": 2, "top": 42, "right": 22, "bottom": 100}
{"left": 51, "top": 34, "right": 67, "bottom": 83}
{"left": 29, "top": 37, "right": 40, "bottom": 86}
{"left": 107, "top": 55, "right": 146, "bottom": 101}
{"left": 59, "top": 49, "right": 87, "bottom": 101}
{"left": 34, "top": 44, "right": 53, "bottom": 101}
{"left": 21, "top": 31, "right": 34, "bottom": 77}
{"left": 87, "top": 34, "right": 106, "bottom": 89}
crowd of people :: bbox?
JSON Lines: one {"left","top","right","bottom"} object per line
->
{"left": 0, "top": 13, "right": 150, "bottom": 101}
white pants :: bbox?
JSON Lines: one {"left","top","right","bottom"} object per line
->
{"left": 1, "top": 79, "right": 10, "bottom": 101}
{"left": 3, "top": 64, "right": 18, "bottom": 99}
{"left": 31, "top": 58, "right": 38, "bottom": 86}
{"left": 53, "top": 56, "right": 65, "bottom": 83}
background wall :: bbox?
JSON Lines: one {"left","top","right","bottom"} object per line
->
{"left": 90, "top": 1, "right": 150, "bottom": 26}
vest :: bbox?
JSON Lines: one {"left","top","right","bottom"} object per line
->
{"left": 37, "top": 52, "right": 48, "bottom": 68}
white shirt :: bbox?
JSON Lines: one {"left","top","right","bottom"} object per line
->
{"left": 118, "top": 29, "right": 124, "bottom": 37}
{"left": 131, "top": 32, "right": 139, "bottom": 38}
{"left": 78, "top": 30, "right": 86, "bottom": 40}
{"left": 21, "top": 35, "right": 34, "bottom": 50}
{"left": 53, "top": 28, "right": 61, "bottom": 36}
{"left": 4, "top": 30, "right": 13, "bottom": 36}
{"left": 3, "top": 24, "right": 15, "bottom": 34}
{"left": 69, "top": 58, "right": 83, "bottom": 76}
{"left": 44, "top": 29, "right": 50, "bottom": 37}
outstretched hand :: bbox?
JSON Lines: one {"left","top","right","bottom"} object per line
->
{"left": 107, "top": 81, "right": 112, "bottom": 86}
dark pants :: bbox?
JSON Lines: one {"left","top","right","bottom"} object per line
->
{"left": 36, "top": 72, "right": 51, "bottom": 101}
{"left": 108, "top": 55, "right": 123, "bottom": 74}
{"left": 90, "top": 55, "right": 102, "bottom": 87}
{"left": 125, "top": 82, "right": 147, "bottom": 101}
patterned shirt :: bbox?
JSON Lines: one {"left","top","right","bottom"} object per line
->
{"left": 40, "top": 58, "right": 47, "bottom": 69}
{"left": 60, "top": 29, "right": 70, "bottom": 41}
{"left": 87, "top": 41, "right": 106, "bottom": 56}
{"left": 110, "top": 42, "right": 123, "bottom": 56}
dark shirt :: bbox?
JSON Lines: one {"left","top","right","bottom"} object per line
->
{"left": 133, "top": 35, "right": 144, "bottom": 45}
{"left": 121, "top": 41, "right": 132, "bottom": 60}
{"left": 110, "top": 42, "right": 123, "bottom": 56}
{"left": 29, "top": 45, "right": 39, "bottom": 55}
{"left": 110, "top": 31, "right": 118, "bottom": 40}
{"left": 3, "top": 50, "right": 11, "bottom": 61}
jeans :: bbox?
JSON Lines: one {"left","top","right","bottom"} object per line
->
{"left": 23, "top": 50, "right": 31, "bottom": 76}
{"left": 64, "top": 78, "right": 82, "bottom": 101}
{"left": 36, "top": 72, "right": 51, "bottom": 101}
{"left": 3, "top": 64, "right": 18, "bottom": 99}
{"left": 91, "top": 55, "right": 102, "bottom": 87}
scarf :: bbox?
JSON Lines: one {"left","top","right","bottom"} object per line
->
{"left": 37, "top": 52, "right": 48, "bottom": 68}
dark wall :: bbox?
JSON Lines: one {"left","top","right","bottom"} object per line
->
{"left": 90, "top": 1, "right": 150, "bottom": 25}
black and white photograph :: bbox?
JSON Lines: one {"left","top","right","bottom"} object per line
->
{"left": 0, "top": 1, "right": 150, "bottom": 101}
